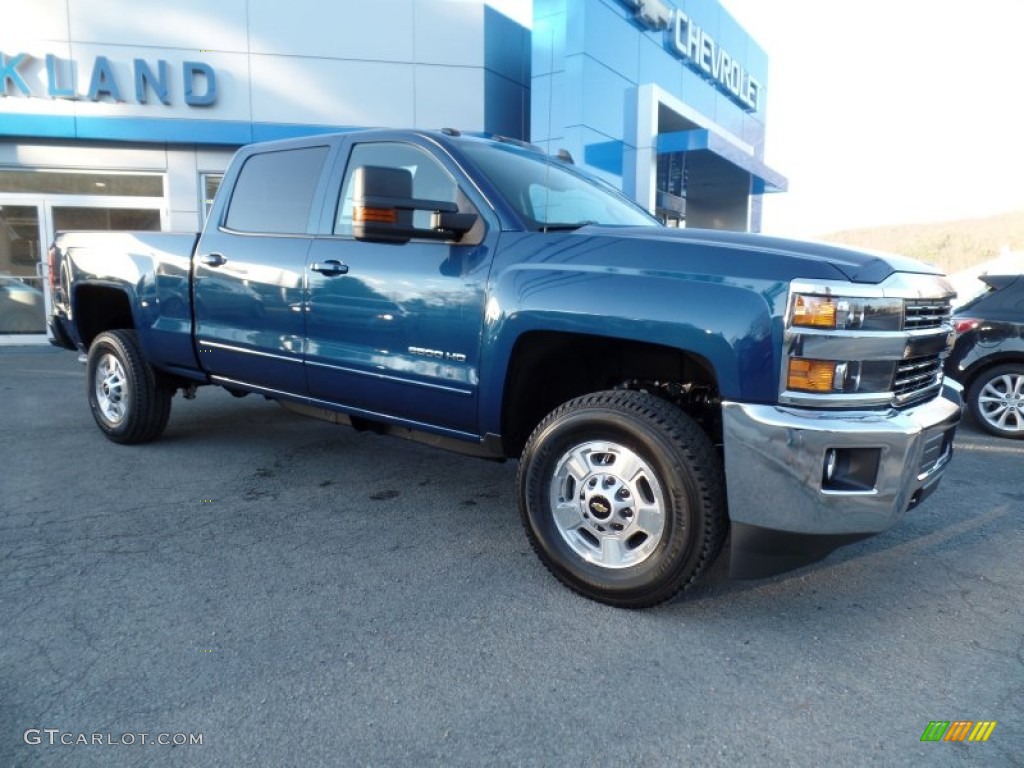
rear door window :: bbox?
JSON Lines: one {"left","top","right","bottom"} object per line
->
{"left": 225, "top": 146, "right": 330, "bottom": 234}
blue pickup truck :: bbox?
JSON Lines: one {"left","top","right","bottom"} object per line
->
{"left": 48, "top": 129, "right": 963, "bottom": 607}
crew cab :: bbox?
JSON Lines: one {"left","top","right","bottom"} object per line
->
{"left": 48, "top": 129, "right": 963, "bottom": 607}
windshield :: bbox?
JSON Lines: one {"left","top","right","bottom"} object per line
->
{"left": 458, "top": 141, "right": 659, "bottom": 231}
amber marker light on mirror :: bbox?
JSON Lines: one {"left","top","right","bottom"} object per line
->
{"left": 792, "top": 294, "right": 837, "bottom": 328}
{"left": 354, "top": 206, "right": 397, "bottom": 224}
{"left": 788, "top": 358, "right": 838, "bottom": 392}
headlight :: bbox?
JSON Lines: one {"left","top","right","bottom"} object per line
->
{"left": 790, "top": 293, "right": 903, "bottom": 331}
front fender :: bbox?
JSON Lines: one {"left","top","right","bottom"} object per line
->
{"left": 478, "top": 263, "right": 784, "bottom": 434}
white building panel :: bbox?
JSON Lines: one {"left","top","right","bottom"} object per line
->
{"left": 249, "top": 56, "right": 416, "bottom": 128}
{"left": 414, "top": 0, "right": 485, "bottom": 67}
{"left": 414, "top": 66, "right": 484, "bottom": 130}
{"left": 248, "top": 0, "right": 415, "bottom": 62}
{"left": 0, "top": 0, "right": 70, "bottom": 44}
{"left": 67, "top": 0, "right": 249, "bottom": 52}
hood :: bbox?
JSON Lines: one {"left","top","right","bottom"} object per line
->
{"left": 580, "top": 226, "right": 945, "bottom": 284}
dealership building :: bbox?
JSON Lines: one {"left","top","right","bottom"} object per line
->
{"left": 0, "top": 0, "right": 785, "bottom": 339}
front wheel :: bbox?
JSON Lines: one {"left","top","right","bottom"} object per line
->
{"left": 968, "top": 364, "right": 1024, "bottom": 439}
{"left": 517, "top": 390, "right": 727, "bottom": 608}
{"left": 86, "top": 329, "right": 172, "bottom": 444}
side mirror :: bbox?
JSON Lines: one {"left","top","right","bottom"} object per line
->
{"left": 351, "top": 165, "right": 479, "bottom": 244}
{"left": 352, "top": 165, "right": 414, "bottom": 244}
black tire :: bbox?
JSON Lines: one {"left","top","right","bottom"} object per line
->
{"left": 517, "top": 390, "right": 727, "bottom": 608}
{"left": 86, "top": 329, "right": 172, "bottom": 444}
{"left": 967, "top": 363, "right": 1024, "bottom": 439}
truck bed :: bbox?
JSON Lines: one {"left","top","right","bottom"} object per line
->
{"left": 50, "top": 231, "right": 201, "bottom": 377}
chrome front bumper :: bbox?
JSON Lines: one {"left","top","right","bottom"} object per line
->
{"left": 722, "top": 379, "right": 963, "bottom": 577}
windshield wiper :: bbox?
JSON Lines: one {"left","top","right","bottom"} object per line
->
{"left": 540, "top": 221, "right": 598, "bottom": 232}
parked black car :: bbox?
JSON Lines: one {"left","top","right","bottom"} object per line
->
{"left": 945, "top": 274, "right": 1024, "bottom": 438}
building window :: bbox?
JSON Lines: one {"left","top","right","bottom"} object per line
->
{"left": 0, "top": 169, "right": 162, "bottom": 197}
{"left": 51, "top": 207, "right": 161, "bottom": 232}
{"left": 200, "top": 172, "right": 223, "bottom": 222}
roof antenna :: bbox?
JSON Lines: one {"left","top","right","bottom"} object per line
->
{"left": 556, "top": 148, "right": 574, "bottom": 164}
{"left": 541, "top": 25, "right": 556, "bottom": 231}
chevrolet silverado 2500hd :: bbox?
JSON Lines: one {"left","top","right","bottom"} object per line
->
{"left": 48, "top": 129, "right": 963, "bottom": 607}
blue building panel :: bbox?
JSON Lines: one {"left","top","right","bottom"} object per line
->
{"left": 579, "top": 0, "right": 640, "bottom": 85}
{"left": 678, "top": 0, "right": 723, "bottom": 40}
{"left": 484, "top": 6, "right": 532, "bottom": 86}
{"left": 530, "top": 72, "right": 567, "bottom": 146}
{"left": 484, "top": 70, "right": 530, "bottom": 140}
{"left": 580, "top": 57, "right": 634, "bottom": 141}
{"left": 564, "top": 124, "right": 627, "bottom": 185}
{"left": 532, "top": 12, "right": 568, "bottom": 77}
{"left": 534, "top": 0, "right": 568, "bottom": 20}
{"left": 638, "top": 37, "right": 683, "bottom": 102}
{"left": 677, "top": 65, "right": 719, "bottom": 120}
{"left": 711, "top": 92, "right": 750, "bottom": 143}
{"left": 583, "top": 138, "right": 626, "bottom": 176}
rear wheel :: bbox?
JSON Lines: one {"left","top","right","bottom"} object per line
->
{"left": 517, "top": 390, "right": 727, "bottom": 608}
{"left": 87, "top": 329, "right": 172, "bottom": 444}
{"left": 968, "top": 364, "right": 1024, "bottom": 439}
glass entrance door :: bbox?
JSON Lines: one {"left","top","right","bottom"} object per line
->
{"left": 0, "top": 196, "right": 164, "bottom": 339}
{"left": 0, "top": 203, "right": 46, "bottom": 335}
{"left": 0, "top": 169, "right": 166, "bottom": 341}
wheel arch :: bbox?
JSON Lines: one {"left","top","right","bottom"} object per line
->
{"left": 499, "top": 330, "right": 721, "bottom": 458}
{"left": 72, "top": 282, "right": 137, "bottom": 348}
{"left": 961, "top": 352, "right": 1024, "bottom": 391}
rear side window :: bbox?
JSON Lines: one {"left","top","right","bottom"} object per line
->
{"left": 225, "top": 146, "right": 329, "bottom": 234}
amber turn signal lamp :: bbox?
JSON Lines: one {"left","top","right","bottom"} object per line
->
{"left": 792, "top": 294, "right": 837, "bottom": 328}
{"left": 788, "top": 359, "right": 837, "bottom": 392}
{"left": 354, "top": 206, "right": 397, "bottom": 224}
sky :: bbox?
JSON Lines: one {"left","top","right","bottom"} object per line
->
{"left": 719, "top": 0, "right": 1024, "bottom": 237}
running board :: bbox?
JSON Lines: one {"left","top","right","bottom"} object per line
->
{"left": 277, "top": 400, "right": 506, "bottom": 461}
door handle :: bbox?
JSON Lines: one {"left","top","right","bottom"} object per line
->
{"left": 311, "top": 260, "right": 349, "bottom": 276}
{"left": 200, "top": 252, "right": 227, "bottom": 267}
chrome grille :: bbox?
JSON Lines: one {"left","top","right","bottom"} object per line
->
{"left": 904, "top": 299, "right": 952, "bottom": 330}
{"left": 893, "top": 354, "right": 943, "bottom": 404}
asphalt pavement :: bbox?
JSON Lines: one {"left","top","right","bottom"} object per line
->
{"left": 1, "top": 345, "right": 1021, "bottom": 767}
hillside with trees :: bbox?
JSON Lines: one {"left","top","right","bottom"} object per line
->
{"left": 819, "top": 209, "right": 1024, "bottom": 274}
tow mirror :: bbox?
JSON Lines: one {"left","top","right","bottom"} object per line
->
{"left": 351, "top": 165, "right": 479, "bottom": 244}
{"left": 352, "top": 166, "right": 414, "bottom": 244}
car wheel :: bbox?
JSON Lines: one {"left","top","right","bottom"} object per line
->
{"left": 87, "top": 329, "right": 173, "bottom": 444}
{"left": 517, "top": 390, "right": 727, "bottom": 608}
{"left": 968, "top": 364, "right": 1024, "bottom": 439}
